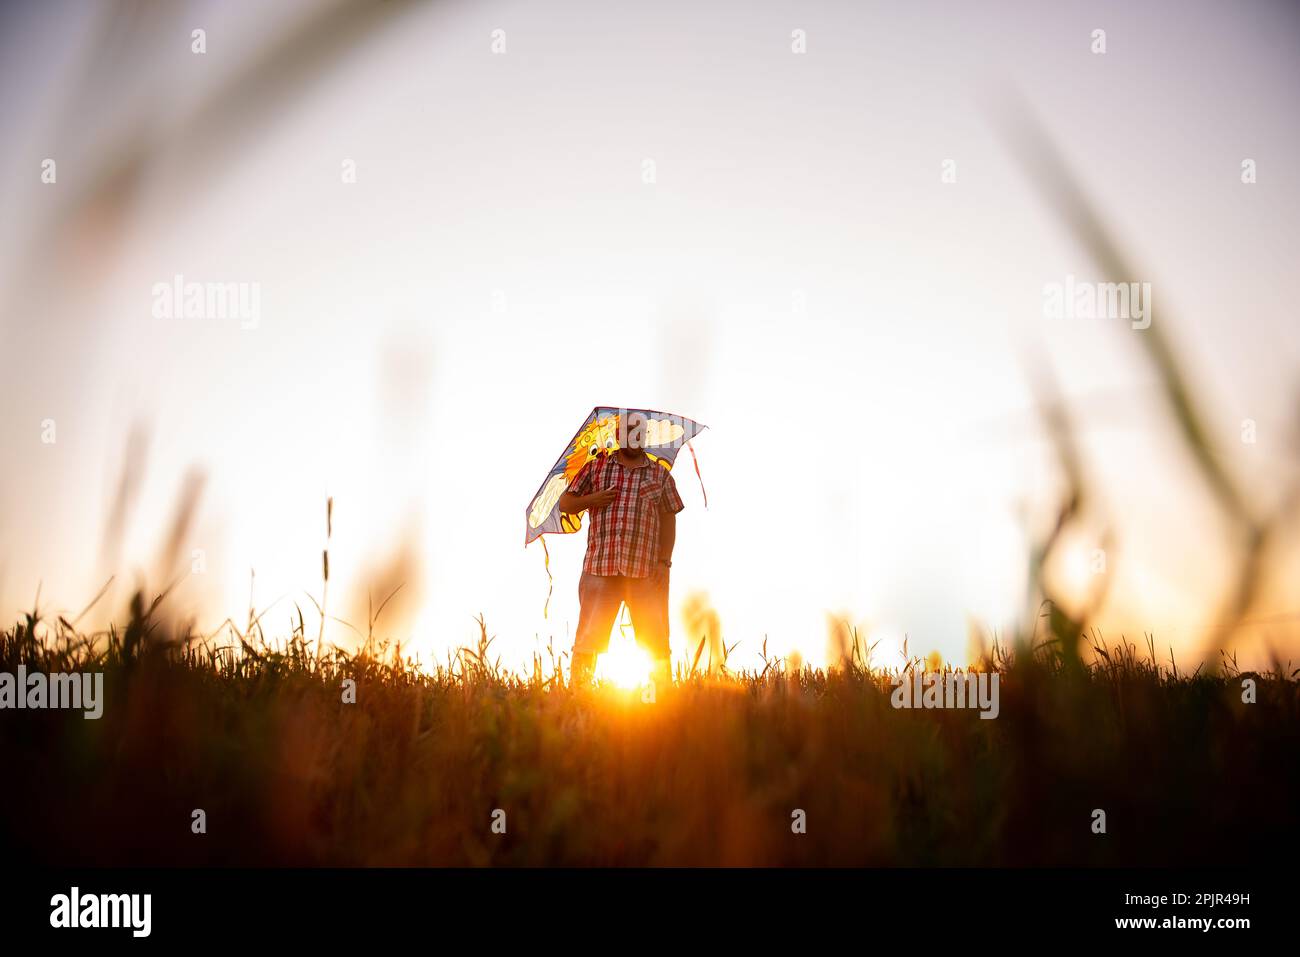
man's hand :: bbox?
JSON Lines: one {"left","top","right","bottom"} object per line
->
{"left": 559, "top": 487, "right": 617, "bottom": 514}
{"left": 650, "top": 561, "right": 670, "bottom": 585}
{"left": 585, "top": 488, "right": 617, "bottom": 511}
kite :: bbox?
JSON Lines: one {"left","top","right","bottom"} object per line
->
{"left": 524, "top": 406, "right": 708, "bottom": 614}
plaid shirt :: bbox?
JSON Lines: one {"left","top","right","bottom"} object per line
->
{"left": 567, "top": 452, "right": 685, "bottom": 578}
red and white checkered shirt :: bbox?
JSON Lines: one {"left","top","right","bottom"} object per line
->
{"left": 567, "top": 452, "right": 686, "bottom": 578}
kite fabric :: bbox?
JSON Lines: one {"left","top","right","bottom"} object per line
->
{"left": 524, "top": 406, "right": 708, "bottom": 547}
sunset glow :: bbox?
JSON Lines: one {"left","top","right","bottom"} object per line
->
{"left": 593, "top": 621, "right": 655, "bottom": 690}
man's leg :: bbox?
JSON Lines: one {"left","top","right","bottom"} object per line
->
{"left": 572, "top": 572, "right": 623, "bottom": 686}
{"left": 625, "top": 573, "right": 672, "bottom": 690}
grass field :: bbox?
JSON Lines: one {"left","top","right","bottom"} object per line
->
{"left": 4, "top": 606, "right": 1297, "bottom": 867}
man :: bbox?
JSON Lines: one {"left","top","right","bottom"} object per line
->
{"left": 558, "top": 411, "right": 685, "bottom": 688}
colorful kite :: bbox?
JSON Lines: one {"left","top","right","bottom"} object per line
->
{"left": 524, "top": 406, "right": 708, "bottom": 613}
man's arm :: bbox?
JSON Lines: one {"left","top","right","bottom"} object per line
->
{"left": 649, "top": 510, "right": 676, "bottom": 585}
{"left": 657, "top": 509, "right": 676, "bottom": 563}
{"left": 559, "top": 461, "right": 615, "bottom": 514}
{"left": 652, "top": 473, "right": 685, "bottom": 582}
{"left": 558, "top": 488, "right": 613, "bottom": 513}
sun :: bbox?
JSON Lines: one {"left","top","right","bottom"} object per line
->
{"left": 594, "top": 635, "right": 654, "bottom": 689}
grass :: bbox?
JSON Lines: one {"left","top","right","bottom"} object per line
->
{"left": 3, "top": 603, "right": 1297, "bottom": 867}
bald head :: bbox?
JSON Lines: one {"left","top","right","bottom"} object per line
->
{"left": 619, "top": 411, "right": 649, "bottom": 451}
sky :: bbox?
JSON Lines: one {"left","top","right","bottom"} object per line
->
{"left": 1, "top": 0, "right": 1298, "bottom": 673}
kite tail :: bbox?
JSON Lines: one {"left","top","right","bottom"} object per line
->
{"left": 687, "top": 440, "right": 708, "bottom": 509}
{"left": 540, "top": 536, "right": 553, "bottom": 618}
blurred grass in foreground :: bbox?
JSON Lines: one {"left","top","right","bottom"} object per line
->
{"left": 3, "top": 605, "right": 1296, "bottom": 867}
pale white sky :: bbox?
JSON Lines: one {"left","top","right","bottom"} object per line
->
{"left": 1, "top": 0, "right": 1298, "bottom": 671}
